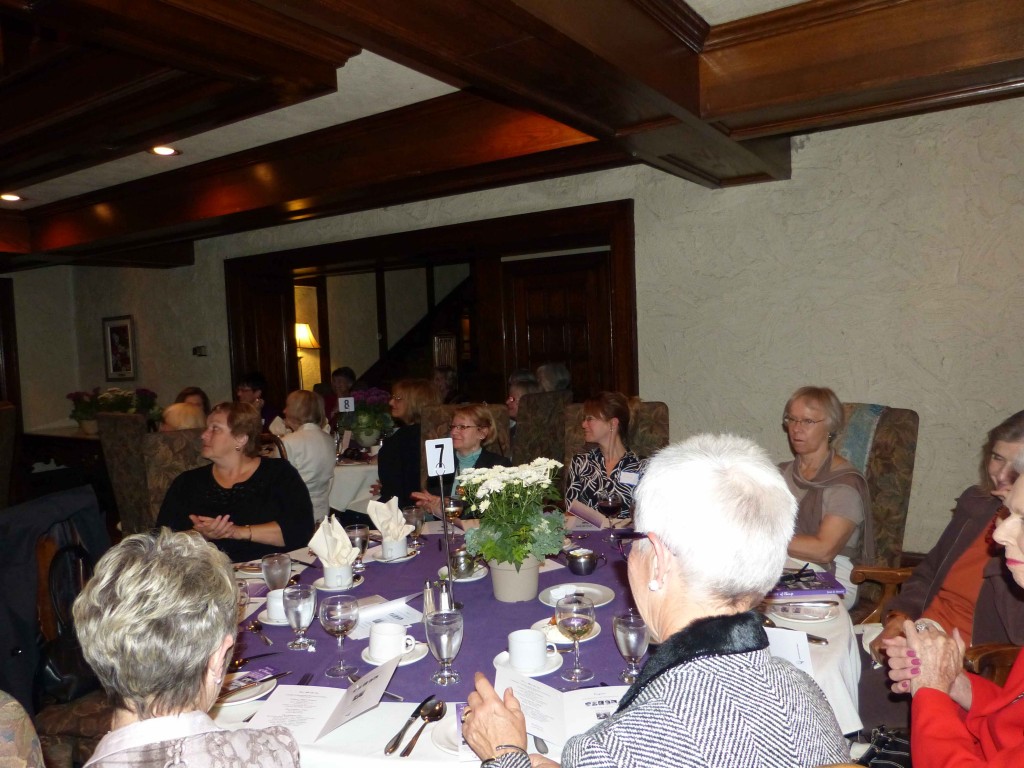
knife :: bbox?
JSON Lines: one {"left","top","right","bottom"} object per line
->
{"left": 217, "top": 671, "right": 291, "bottom": 703}
{"left": 384, "top": 695, "right": 436, "bottom": 755}
{"left": 230, "top": 652, "right": 280, "bottom": 670}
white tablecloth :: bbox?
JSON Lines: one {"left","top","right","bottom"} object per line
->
{"left": 329, "top": 462, "right": 379, "bottom": 512}
{"left": 769, "top": 604, "right": 862, "bottom": 735}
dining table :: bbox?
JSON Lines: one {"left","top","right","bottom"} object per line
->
{"left": 216, "top": 528, "right": 862, "bottom": 765}
{"left": 328, "top": 459, "right": 379, "bottom": 513}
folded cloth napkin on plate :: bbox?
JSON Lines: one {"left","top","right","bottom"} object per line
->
{"left": 308, "top": 516, "right": 358, "bottom": 567}
{"left": 367, "top": 497, "right": 414, "bottom": 542}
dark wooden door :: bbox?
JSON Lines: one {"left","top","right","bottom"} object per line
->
{"left": 502, "top": 252, "right": 613, "bottom": 399}
{"left": 0, "top": 278, "right": 21, "bottom": 420}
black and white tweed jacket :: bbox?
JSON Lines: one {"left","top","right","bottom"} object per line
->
{"left": 499, "top": 611, "right": 849, "bottom": 768}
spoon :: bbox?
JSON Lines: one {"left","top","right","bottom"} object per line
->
{"left": 400, "top": 699, "right": 446, "bottom": 757}
{"left": 229, "top": 652, "right": 279, "bottom": 671}
{"left": 247, "top": 619, "right": 273, "bottom": 646}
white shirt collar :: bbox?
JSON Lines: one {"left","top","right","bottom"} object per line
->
{"left": 85, "top": 711, "right": 222, "bottom": 766}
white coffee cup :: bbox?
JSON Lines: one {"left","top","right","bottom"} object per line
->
{"left": 508, "top": 628, "right": 558, "bottom": 672}
{"left": 381, "top": 538, "right": 408, "bottom": 560}
{"left": 265, "top": 588, "right": 286, "bottom": 623}
{"left": 323, "top": 564, "right": 354, "bottom": 589}
{"left": 369, "top": 622, "right": 416, "bottom": 661}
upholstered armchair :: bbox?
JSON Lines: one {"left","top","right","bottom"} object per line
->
{"left": 510, "top": 390, "right": 572, "bottom": 466}
{"left": 0, "top": 401, "right": 15, "bottom": 510}
{"left": 0, "top": 689, "right": 48, "bottom": 768}
{"left": 141, "top": 428, "right": 207, "bottom": 529}
{"left": 418, "top": 404, "right": 511, "bottom": 490}
{"left": 96, "top": 413, "right": 149, "bottom": 535}
{"left": 563, "top": 400, "right": 670, "bottom": 471}
{"left": 831, "top": 402, "right": 919, "bottom": 620}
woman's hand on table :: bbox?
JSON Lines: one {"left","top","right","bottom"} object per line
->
{"left": 884, "top": 620, "right": 969, "bottom": 703}
{"left": 411, "top": 491, "right": 441, "bottom": 515}
{"left": 463, "top": 672, "right": 530, "bottom": 761}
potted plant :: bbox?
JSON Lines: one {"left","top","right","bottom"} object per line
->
{"left": 337, "top": 387, "right": 394, "bottom": 448}
{"left": 67, "top": 388, "right": 102, "bottom": 434}
{"left": 462, "top": 458, "right": 565, "bottom": 602}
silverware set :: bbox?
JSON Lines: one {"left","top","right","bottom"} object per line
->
{"left": 384, "top": 696, "right": 436, "bottom": 756}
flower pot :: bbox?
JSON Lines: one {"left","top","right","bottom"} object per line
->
{"left": 77, "top": 419, "right": 99, "bottom": 436}
{"left": 488, "top": 556, "right": 541, "bottom": 603}
{"left": 353, "top": 428, "right": 381, "bottom": 449}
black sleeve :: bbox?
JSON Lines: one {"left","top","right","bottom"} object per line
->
{"left": 267, "top": 459, "right": 316, "bottom": 550}
{"left": 378, "top": 425, "right": 422, "bottom": 507}
{"left": 156, "top": 468, "right": 204, "bottom": 532}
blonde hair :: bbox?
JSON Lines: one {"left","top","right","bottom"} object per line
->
{"left": 453, "top": 403, "right": 500, "bottom": 451}
{"left": 285, "top": 389, "right": 325, "bottom": 427}
{"left": 161, "top": 403, "right": 206, "bottom": 431}
{"left": 784, "top": 386, "right": 845, "bottom": 439}
{"left": 391, "top": 379, "right": 438, "bottom": 425}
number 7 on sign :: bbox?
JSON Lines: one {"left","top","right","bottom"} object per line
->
{"left": 426, "top": 438, "right": 455, "bottom": 477}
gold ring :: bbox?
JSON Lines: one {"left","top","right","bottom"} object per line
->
{"left": 461, "top": 707, "right": 472, "bottom": 723}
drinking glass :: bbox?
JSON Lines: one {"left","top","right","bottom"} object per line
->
{"left": 283, "top": 584, "right": 316, "bottom": 651}
{"left": 425, "top": 610, "right": 464, "bottom": 686}
{"left": 612, "top": 609, "right": 649, "bottom": 683}
{"left": 403, "top": 506, "right": 425, "bottom": 549}
{"left": 557, "top": 595, "right": 595, "bottom": 682}
{"left": 261, "top": 552, "right": 291, "bottom": 590}
{"left": 318, "top": 595, "right": 359, "bottom": 677}
{"left": 596, "top": 491, "right": 623, "bottom": 520}
{"left": 235, "top": 579, "right": 250, "bottom": 622}
{"left": 345, "top": 524, "right": 370, "bottom": 573}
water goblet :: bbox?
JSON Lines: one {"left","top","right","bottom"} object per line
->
{"left": 403, "top": 506, "right": 425, "bottom": 549}
{"left": 612, "top": 609, "right": 649, "bottom": 683}
{"left": 425, "top": 610, "right": 464, "bottom": 686}
{"left": 557, "top": 595, "right": 595, "bottom": 682}
{"left": 261, "top": 552, "right": 291, "bottom": 590}
{"left": 235, "top": 579, "right": 250, "bottom": 622}
{"left": 283, "top": 584, "right": 316, "bottom": 651}
{"left": 345, "top": 524, "right": 370, "bottom": 573}
{"left": 318, "top": 595, "right": 359, "bottom": 677}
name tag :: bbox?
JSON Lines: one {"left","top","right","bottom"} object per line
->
{"left": 620, "top": 471, "right": 640, "bottom": 486}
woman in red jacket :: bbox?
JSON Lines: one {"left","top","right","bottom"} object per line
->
{"left": 885, "top": 475, "right": 1024, "bottom": 767}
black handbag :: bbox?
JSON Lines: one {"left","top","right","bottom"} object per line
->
{"left": 35, "top": 543, "right": 100, "bottom": 705}
{"left": 856, "top": 725, "right": 912, "bottom": 768}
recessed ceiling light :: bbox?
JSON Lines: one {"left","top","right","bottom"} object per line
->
{"left": 0, "top": 193, "right": 22, "bottom": 202}
{"left": 149, "top": 146, "right": 180, "bottom": 156}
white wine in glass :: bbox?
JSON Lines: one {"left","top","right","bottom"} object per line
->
{"left": 557, "top": 595, "right": 595, "bottom": 682}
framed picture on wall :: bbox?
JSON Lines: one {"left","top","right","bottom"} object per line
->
{"left": 103, "top": 315, "right": 137, "bottom": 381}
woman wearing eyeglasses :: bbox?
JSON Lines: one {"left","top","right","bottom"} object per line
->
{"left": 412, "top": 403, "right": 511, "bottom": 517}
{"left": 780, "top": 385, "right": 872, "bottom": 607}
{"left": 564, "top": 392, "right": 645, "bottom": 520}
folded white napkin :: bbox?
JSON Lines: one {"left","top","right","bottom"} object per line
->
{"left": 308, "top": 516, "right": 358, "bottom": 567}
{"left": 367, "top": 497, "right": 414, "bottom": 542}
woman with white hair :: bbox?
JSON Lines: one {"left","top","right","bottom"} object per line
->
{"left": 75, "top": 530, "right": 299, "bottom": 768}
{"left": 462, "top": 434, "right": 849, "bottom": 768}
{"left": 281, "top": 389, "right": 335, "bottom": 522}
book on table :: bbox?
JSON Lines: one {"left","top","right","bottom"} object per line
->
{"left": 765, "top": 568, "right": 846, "bottom": 601}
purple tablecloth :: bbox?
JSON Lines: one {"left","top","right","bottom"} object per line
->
{"left": 238, "top": 533, "right": 634, "bottom": 700}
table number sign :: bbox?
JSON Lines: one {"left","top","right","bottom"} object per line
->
{"left": 425, "top": 437, "right": 455, "bottom": 477}
{"left": 337, "top": 397, "right": 355, "bottom": 413}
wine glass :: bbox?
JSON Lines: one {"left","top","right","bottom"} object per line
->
{"left": 612, "top": 609, "right": 649, "bottom": 683}
{"left": 596, "top": 491, "right": 623, "bottom": 520}
{"left": 425, "top": 610, "right": 463, "bottom": 686}
{"left": 318, "top": 595, "right": 359, "bottom": 677}
{"left": 283, "top": 584, "right": 316, "bottom": 651}
{"left": 403, "top": 506, "right": 425, "bottom": 549}
{"left": 261, "top": 552, "right": 291, "bottom": 590}
{"left": 345, "top": 524, "right": 370, "bottom": 573}
{"left": 235, "top": 579, "right": 250, "bottom": 622}
{"left": 557, "top": 595, "right": 595, "bottom": 682}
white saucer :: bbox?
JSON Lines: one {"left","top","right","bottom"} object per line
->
{"left": 431, "top": 712, "right": 462, "bottom": 756}
{"left": 217, "top": 673, "right": 278, "bottom": 706}
{"left": 367, "top": 548, "right": 419, "bottom": 564}
{"left": 538, "top": 582, "right": 615, "bottom": 608}
{"left": 531, "top": 618, "right": 602, "bottom": 645}
{"left": 493, "top": 650, "right": 563, "bottom": 677}
{"left": 360, "top": 642, "right": 429, "bottom": 667}
{"left": 437, "top": 564, "right": 488, "bottom": 582}
{"left": 257, "top": 609, "right": 289, "bottom": 627}
{"left": 313, "top": 575, "right": 364, "bottom": 592}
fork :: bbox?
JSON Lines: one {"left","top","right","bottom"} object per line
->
{"left": 347, "top": 671, "right": 404, "bottom": 701}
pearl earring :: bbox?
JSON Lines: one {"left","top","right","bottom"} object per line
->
{"left": 234, "top": 444, "right": 242, "bottom": 452}
{"left": 648, "top": 579, "right": 660, "bottom": 592}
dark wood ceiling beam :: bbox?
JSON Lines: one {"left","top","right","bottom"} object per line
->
{"left": 249, "top": 0, "right": 790, "bottom": 186}
{"left": 10, "top": 93, "right": 628, "bottom": 260}
{"left": 0, "top": 240, "right": 195, "bottom": 272}
{"left": 701, "top": 0, "right": 1024, "bottom": 138}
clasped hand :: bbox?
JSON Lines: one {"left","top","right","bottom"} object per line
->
{"left": 883, "top": 620, "right": 969, "bottom": 703}
{"left": 189, "top": 514, "right": 238, "bottom": 541}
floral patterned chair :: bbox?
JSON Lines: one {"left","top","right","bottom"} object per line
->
{"left": 510, "top": 390, "right": 572, "bottom": 466}
{"left": 0, "top": 689, "right": 49, "bottom": 768}
{"left": 96, "top": 413, "right": 149, "bottom": 535}
{"left": 418, "top": 404, "right": 511, "bottom": 490}
{"left": 141, "top": 428, "right": 207, "bottom": 529}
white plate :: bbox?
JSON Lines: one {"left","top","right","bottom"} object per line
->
{"left": 313, "top": 575, "right": 364, "bottom": 592}
{"left": 217, "top": 673, "right": 278, "bottom": 706}
{"left": 531, "top": 618, "right": 602, "bottom": 645}
{"left": 768, "top": 610, "right": 834, "bottom": 625}
{"left": 493, "top": 650, "right": 563, "bottom": 677}
{"left": 431, "top": 713, "right": 462, "bottom": 756}
{"left": 257, "top": 609, "right": 289, "bottom": 627}
{"left": 367, "top": 548, "right": 419, "bottom": 564}
{"left": 437, "top": 564, "right": 488, "bottom": 582}
{"left": 538, "top": 582, "right": 615, "bottom": 608}
{"left": 360, "top": 642, "right": 429, "bottom": 667}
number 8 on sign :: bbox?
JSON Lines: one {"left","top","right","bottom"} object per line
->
{"left": 426, "top": 437, "right": 455, "bottom": 477}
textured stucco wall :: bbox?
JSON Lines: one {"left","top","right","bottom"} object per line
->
{"left": 12, "top": 96, "right": 1024, "bottom": 552}
{"left": 325, "top": 273, "right": 379, "bottom": 378}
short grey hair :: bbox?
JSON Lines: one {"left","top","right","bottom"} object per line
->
{"left": 73, "top": 529, "right": 237, "bottom": 718}
{"left": 536, "top": 362, "right": 571, "bottom": 392}
{"left": 634, "top": 434, "right": 797, "bottom": 607}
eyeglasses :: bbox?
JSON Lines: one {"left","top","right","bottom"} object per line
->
{"left": 448, "top": 424, "right": 482, "bottom": 432}
{"left": 389, "top": 395, "right": 404, "bottom": 401}
{"left": 782, "top": 416, "right": 824, "bottom": 428}
{"left": 611, "top": 531, "right": 647, "bottom": 560}
{"left": 779, "top": 563, "right": 817, "bottom": 584}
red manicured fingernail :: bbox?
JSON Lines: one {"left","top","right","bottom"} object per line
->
{"left": 906, "top": 650, "right": 916, "bottom": 658}
{"left": 911, "top": 658, "right": 921, "bottom": 667}
{"left": 911, "top": 667, "right": 920, "bottom": 675}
